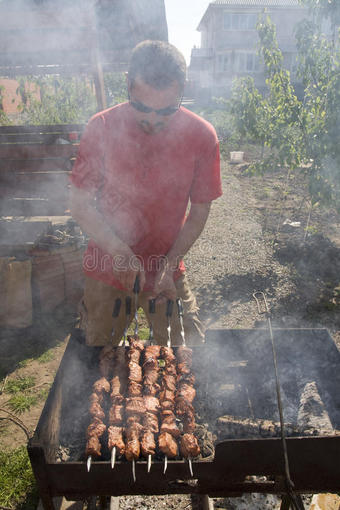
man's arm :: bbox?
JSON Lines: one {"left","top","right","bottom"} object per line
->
{"left": 69, "top": 184, "right": 145, "bottom": 290}
{"left": 151, "top": 202, "right": 211, "bottom": 301}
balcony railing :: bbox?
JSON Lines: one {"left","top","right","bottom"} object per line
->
{"left": 191, "top": 47, "right": 214, "bottom": 58}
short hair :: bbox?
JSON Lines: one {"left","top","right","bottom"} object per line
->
{"left": 128, "top": 40, "right": 186, "bottom": 91}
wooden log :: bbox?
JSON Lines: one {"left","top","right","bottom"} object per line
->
{"left": 298, "top": 381, "right": 333, "bottom": 433}
{"left": 216, "top": 413, "right": 336, "bottom": 440}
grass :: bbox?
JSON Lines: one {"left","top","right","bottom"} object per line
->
{"left": 4, "top": 376, "right": 42, "bottom": 415}
{"left": 0, "top": 446, "right": 38, "bottom": 510}
{"left": 7, "top": 394, "right": 38, "bottom": 415}
{"left": 6, "top": 376, "right": 36, "bottom": 394}
{"left": 36, "top": 348, "right": 55, "bottom": 364}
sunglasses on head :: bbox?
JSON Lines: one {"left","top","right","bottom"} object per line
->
{"left": 129, "top": 99, "right": 181, "bottom": 116}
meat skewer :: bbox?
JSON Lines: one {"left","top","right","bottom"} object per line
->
{"left": 159, "top": 346, "right": 179, "bottom": 473}
{"left": 122, "top": 296, "right": 132, "bottom": 346}
{"left": 176, "top": 345, "right": 200, "bottom": 476}
{"left": 148, "top": 298, "right": 156, "bottom": 345}
{"left": 166, "top": 299, "right": 174, "bottom": 348}
{"left": 108, "top": 346, "right": 127, "bottom": 468}
{"left": 110, "top": 298, "right": 122, "bottom": 344}
{"left": 125, "top": 335, "right": 144, "bottom": 481}
{"left": 85, "top": 376, "right": 110, "bottom": 472}
{"left": 133, "top": 276, "right": 140, "bottom": 339}
{"left": 176, "top": 298, "right": 186, "bottom": 346}
{"left": 141, "top": 344, "right": 161, "bottom": 471}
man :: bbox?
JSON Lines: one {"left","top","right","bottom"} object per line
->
{"left": 70, "top": 40, "right": 222, "bottom": 346}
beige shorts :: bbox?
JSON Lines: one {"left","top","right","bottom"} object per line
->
{"left": 79, "top": 274, "right": 205, "bottom": 347}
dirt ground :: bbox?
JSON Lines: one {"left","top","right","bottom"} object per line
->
{"left": 1, "top": 159, "right": 340, "bottom": 508}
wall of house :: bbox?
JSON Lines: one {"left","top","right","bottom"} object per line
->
{"left": 189, "top": 4, "right": 309, "bottom": 101}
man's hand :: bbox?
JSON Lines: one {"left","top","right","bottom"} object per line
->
{"left": 150, "top": 266, "right": 177, "bottom": 303}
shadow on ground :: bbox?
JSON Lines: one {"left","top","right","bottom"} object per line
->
{"left": 196, "top": 270, "right": 279, "bottom": 325}
{"left": 271, "top": 234, "right": 340, "bottom": 327}
{"left": 0, "top": 304, "right": 77, "bottom": 379}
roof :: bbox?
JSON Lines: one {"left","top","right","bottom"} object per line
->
{"left": 211, "top": 0, "right": 302, "bottom": 5}
{"left": 198, "top": 0, "right": 304, "bottom": 30}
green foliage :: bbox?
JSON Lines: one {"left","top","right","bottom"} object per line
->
{"left": 7, "top": 394, "right": 38, "bottom": 414}
{"left": 229, "top": 4, "right": 340, "bottom": 209}
{"left": 104, "top": 72, "right": 128, "bottom": 107}
{"left": 0, "top": 446, "right": 38, "bottom": 510}
{"left": 16, "top": 75, "right": 97, "bottom": 124}
{"left": 37, "top": 348, "right": 55, "bottom": 363}
{"left": 0, "top": 84, "right": 11, "bottom": 125}
{"left": 10, "top": 72, "right": 128, "bottom": 124}
{"left": 6, "top": 376, "right": 36, "bottom": 394}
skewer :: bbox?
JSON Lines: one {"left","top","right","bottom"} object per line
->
{"left": 163, "top": 455, "right": 168, "bottom": 474}
{"left": 87, "top": 455, "right": 92, "bottom": 472}
{"left": 188, "top": 458, "right": 193, "bottom": 477}
{"left": 123, "top": 296, "right": 132, "bottom": 346}
{"left": 148, "top": 298, "right": 156, "bottom": 345}
{"left": 176, "top": 298, "right": 186, "bottom": 346}
{"left": 147, "top": 454, "right": 152, "bottom": 472}
{"left": 111, "top": 446, "right": 116, "bottom": 469}
{"left": 132, "top": 459, "right": 136, "bottom": 483}
{"left": 133, "top": 276, "right": 140, "bottom": 339}
{"left": 111, "top": 298, "right": 122, "bottom": 344}
{"left": 166, "top": 299, "right": 174, "bottom": 348}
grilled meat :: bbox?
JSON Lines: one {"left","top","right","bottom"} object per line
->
{"left": 85, "top": 416, "right": 106, "bottom": 458}
{"left": 158, "top": 431, "right": 178, "bottom": 458}
{"left": 99, "top": 344, "right": 115, "bottom": 378}
{"left": 93, "top": 377, "right": 110, "bottom": 394}
{"left": 128, "top": 381, "right": 143, "bottom": 397}
{"left": 180, "top": 433, "right": 200, "bottom": 458}
{"left": 108, "top": 426, "right": 125, "bottom": 455}
{"left": 143, "top": 412, "right": 159, "bottom": 433}
{"left": 160, "top": 347, "right": 176, "bottom": 363}
{"left": 144, "top": 395, "right": 160, "bottom": 415}
{"left": 176, "top": 346, "right": 192, "bottom": 367}
{"left": 162, "top": 374, "right": 176, "bottom": 392}
{"left": 127, "top": 361, "right": 142, "bottom": 383}
{"left": 109, "top": 405, "right": 124, "bottom": 425}
{"left": 141, "top": 430, "right": 156, "bottom": 457}
{"left": 89, "top": 401, "right": 105, "bottom": 421}
{"left": 110, "top": 375, "right": 125, "bottom": 399}
{"left": 160, "top": 410, "right": 181, "bottom": 438}
{"left": 89, "top": 392, "right": 104, "bottom": 405}
{"left": 86, "top": 434, "right": 102, "bottom": 458}
{"left": 144, "top": 345, "right": 161, "bottom": 358}
{"left": 176, "top": 396, "right": 194, "bottom": 417}
{"left": 177, "top": 383, "right": 196, "bottom": 404}
{"left": 126, "top": 397, "right": 146, "bottom": 416}
{"left": 143, "top": 382, "right": 161, "bottom": 395}
{"left": 86, "top": 416, "right": 106, "bottom": 438}
{"left": 125, "top": 421, "right": 143, "bottom": 461}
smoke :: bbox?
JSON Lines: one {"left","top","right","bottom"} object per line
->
{"left": 197, "top": 327, "right": 340, "bottom": 437}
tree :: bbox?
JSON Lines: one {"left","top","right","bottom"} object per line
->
{"left": 16, "top": 76, "right": 97, "bottom": 125}
{"left": 229, "top": 1, "right": 340, "bottom": 209}
{"left": 0, "top": 84, "right": 11, "bottom": 125}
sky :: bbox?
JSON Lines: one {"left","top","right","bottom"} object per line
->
{"left": 164, "top": 0, "right": 211, "bottom": 65}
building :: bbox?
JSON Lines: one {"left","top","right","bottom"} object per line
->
{"left": 188, "top": 0, "right": 308, "bottom": 101}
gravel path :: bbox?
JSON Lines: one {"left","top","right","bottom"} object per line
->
{"left": 186, "top": 162, "right": 295, "bottom": 330}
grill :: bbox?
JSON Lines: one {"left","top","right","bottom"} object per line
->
{"left": 28, "top": 328, "right": 340, "bottom": 510}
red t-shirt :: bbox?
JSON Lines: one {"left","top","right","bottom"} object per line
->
{"left": 70, "top": 102, "right": 222, "bottom": 290}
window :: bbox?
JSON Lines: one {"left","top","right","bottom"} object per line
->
{"left": 223, "top": 12, "right": 257, "bottom": 30}
{"left": 217, "top": 54, "right": 230, "bottom": 72}
{"left": 235, "top": 52, "right": 259, "bottom": 72}
{"left": 217, "top": 52, "right": 259, "bottom": 73}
